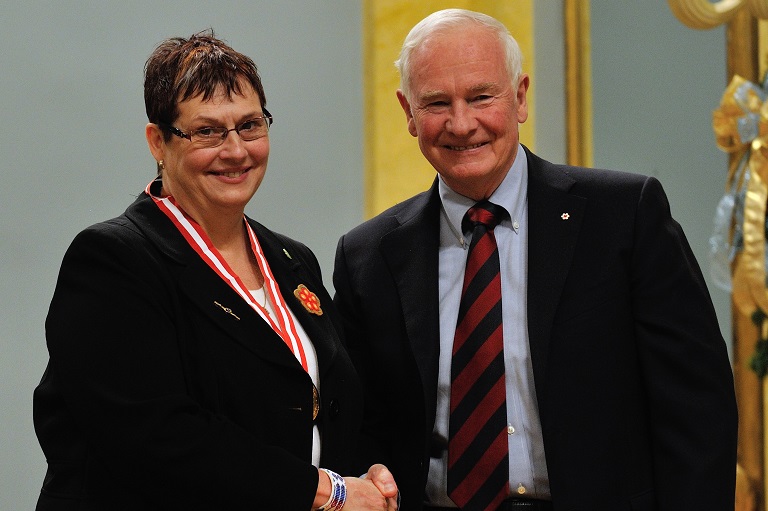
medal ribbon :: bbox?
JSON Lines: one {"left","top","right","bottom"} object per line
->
{"left": 145, "top": 181, "right": 309, "bottom": 372}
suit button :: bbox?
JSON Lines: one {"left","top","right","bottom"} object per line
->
{"left": 329, "top": 399, "right": 340, "bottom": 419}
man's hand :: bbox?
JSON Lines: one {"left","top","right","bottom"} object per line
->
{"left": 361, "top": 464, "right": 399, "bottom": 510}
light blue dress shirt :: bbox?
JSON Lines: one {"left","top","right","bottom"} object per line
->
{"left": 426, "top": 145, "right": 551, "bottom": 506}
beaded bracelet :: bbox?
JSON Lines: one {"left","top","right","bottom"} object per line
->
{"left": 317, "top": 468, "right": 347, "bottom": 511}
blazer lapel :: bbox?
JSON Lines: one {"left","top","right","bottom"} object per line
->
{"left": 250, "top": 222, "right": 342, "bottom": 379}
{"left": 525, "top": 151, "right": 585, "bottom": 396}
{"left": 373, "top": 158, "right": 584, "bottom": 420}
{"left": 179, "top": 257, "right": 307, "bottom": 371}
{"left": 124, "top": 194, "right": 313, "bottom": 373}
{"left": 379, "top": 182, "right": 442, "bottom": 413}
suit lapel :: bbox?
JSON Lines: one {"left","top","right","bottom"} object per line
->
{"left": 124, "top": 194, "right": 323, "bottom": 374}
{"left": 178, "top": 256, "right": 306, "bottom": 371}
{"left": 250, "top": 221, "right": 341, "bottom": 379}
{"left": 373, "top": 165, "right": 584, "bottom": 417}
{"left": 525, "top": 151, "right": 585, "bottom": 397}
{"left": 371, "top": 155, "right": 585, "bottom": 419}
{"left": 379, "top": 182, "right": 442, "bottom": 412}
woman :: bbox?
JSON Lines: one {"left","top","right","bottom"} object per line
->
{"left": 33, "top": 31, "right": 396, "bottom": 510}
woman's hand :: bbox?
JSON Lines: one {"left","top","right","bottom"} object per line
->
{"left": 314, "top": 465, "right": 399, "bottom": 511}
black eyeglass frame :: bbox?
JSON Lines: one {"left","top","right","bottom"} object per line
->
{"left": 159, "top": 108, "right": 273, "bottom": 144}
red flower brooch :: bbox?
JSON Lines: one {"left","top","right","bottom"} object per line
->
{"left": 294, "top": 284, "right": 323, "bottom": 316}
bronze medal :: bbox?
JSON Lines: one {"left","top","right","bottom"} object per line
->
{"left": 312, "top": 383, "right": 320, "bottom": 421}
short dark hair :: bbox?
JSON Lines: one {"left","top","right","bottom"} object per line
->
{"left": 144, "top": 30, "right": 267, "bottom": 140}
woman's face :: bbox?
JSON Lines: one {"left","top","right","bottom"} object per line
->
{"left": 146, "top": 80, "right": 269, "bottom": 223}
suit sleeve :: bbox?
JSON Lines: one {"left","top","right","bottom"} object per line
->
{"left": 332, "top": 233, "right": 393, "bottom": 474}
{"left": 39, "top": 223, "right": 318, "bottom": 509}
{"left": 631, "top": 177, "right": 737, "bottom": 509}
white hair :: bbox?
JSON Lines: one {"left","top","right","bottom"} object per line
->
{"left": 395, "top": 9, "right": 524, "bottom": 101}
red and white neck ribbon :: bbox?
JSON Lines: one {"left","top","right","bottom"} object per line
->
{"left": 145, "top": 181, "right": 309, "bottom": 372}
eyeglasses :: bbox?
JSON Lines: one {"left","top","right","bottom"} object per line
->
{"left": 160, "top": 109, "right": 273, "bottom": 148}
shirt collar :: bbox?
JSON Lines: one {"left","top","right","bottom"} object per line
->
{"left": 438, "top": 143, "right": 528, "bottom": 235}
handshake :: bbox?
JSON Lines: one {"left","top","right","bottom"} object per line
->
{"left": 314, "top": 464, "right": 400, "bottom": 511}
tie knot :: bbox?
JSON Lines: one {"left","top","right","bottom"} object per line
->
{"left": 462, "top": 200, "right": 506, "bottom": 233}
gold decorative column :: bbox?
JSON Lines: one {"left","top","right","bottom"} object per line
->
{"left": 669, "top": 1, "right": 768, "bottom": 509}
{"left": 564, "top": 0, "right": 593, "bottom": 168}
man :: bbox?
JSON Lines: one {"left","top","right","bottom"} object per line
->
{"left": 333, "top": 8, "right": 737, "bottom": 511}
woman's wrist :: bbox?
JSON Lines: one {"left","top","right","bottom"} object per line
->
{"left": 314, "top": 468, "right": 346, "bottom": 511}
{"left": 313, "top": 469, "right": 332, "bottom": 509}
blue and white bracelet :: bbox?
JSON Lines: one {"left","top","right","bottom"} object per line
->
{"left": 317, "top": 468, "right": 347, "bottom": 511}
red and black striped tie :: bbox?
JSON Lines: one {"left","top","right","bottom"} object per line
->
{"left": 448, "top": 200, "right": 508, "bottom": 511}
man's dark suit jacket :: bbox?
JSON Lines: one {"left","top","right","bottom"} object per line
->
{"left": 34, "top": 190, "right": 362, "bottom": 510}
{"left": 333, "top": 148, "right": 738, "bottom": 511}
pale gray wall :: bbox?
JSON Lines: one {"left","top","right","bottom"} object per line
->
{"left": 533, "top": 1, "right": 567, "bottom": 164}
{"left": 1, "top": 2, "right": 363, "bottom": 507}
{"left": 533, "top": 1, "right": 730, "bottom": 349}
{"left": 589, "top": 2, "right": 731, "bottom": 346}
{"left": 535, "top": 1, "right": 730, "bottom": 350}
{"left": 1, "top": 2, "right": 730, "bottom": 508}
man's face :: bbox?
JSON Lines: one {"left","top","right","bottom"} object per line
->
{"left": 397, "top": 26, "right": 529, "bottom": 200}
